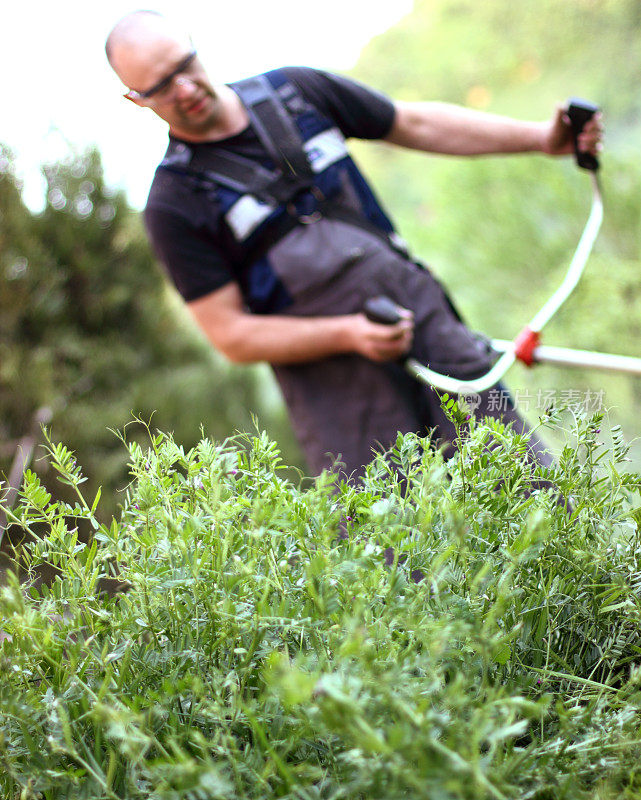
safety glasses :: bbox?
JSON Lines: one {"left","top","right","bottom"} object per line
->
{"left": 125, "top": 50, "right": 198, "bottom": 102}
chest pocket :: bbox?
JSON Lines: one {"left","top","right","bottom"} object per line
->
{"left": 266, "top": 216, "right": 393, "bottom": 299}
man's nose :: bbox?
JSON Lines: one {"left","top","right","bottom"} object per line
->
{"left": 174, "top": 75, "right": 196, "bottom": 98}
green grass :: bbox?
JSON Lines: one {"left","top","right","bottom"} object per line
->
{"left": 1, "top": 410, "right": 641, "bottom": 799}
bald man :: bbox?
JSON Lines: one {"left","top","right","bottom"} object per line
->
{"left": 106, "top": 11, "right": 602, "bottom": 479}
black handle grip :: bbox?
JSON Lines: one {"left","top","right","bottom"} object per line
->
{"left": 363, "top": 295, "right": 404, "bottom": 325}
{"left": 567, "top": 97, "right": 600, "bottom": 172}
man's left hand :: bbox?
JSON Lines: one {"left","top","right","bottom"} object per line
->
{"left": 543, "top": 103, "right": 604, "bottom": 158}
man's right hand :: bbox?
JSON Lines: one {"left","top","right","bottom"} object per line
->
{"left": 188, "top": 282, "right": 414, "bottom": 365}
{"left": 347, "top": 311, "right": 414, "bottom": 362}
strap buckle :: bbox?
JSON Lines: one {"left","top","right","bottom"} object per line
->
{"left": 287, "top": 186, "right": 325, "bottom": 224}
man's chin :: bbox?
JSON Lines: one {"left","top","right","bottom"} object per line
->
{"left": 178, "top": 113, "right": 219, "bottom": 137}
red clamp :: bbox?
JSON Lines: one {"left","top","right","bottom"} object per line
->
{"left": 513, "top": 326, "right": 541, "bottom": 367}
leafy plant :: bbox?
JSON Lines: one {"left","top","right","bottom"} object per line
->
{"left": 1, "top": 413, "right": 641, "bottom": 799}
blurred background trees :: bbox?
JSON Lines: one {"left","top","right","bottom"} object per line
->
{"left": 351, "top": 0, "right": 641, "bottom": 459}
{"left": 1, "top": 0, "right": 639, "bottom": 526}
{"left": 0, "top": 146, "right": 302, "bottom": 523}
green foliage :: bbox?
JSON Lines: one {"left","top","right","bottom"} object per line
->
{"left": 350, "top": 0, "right": 641, "bottom": 466}
{"left": 355, "top": 0, "right": 641, "bottom": 123}
{"left": 1, "top": 417, "right": 641, "bottom": 798}
{"left": 0, "top": 145, "right": 301, "bottom": 521}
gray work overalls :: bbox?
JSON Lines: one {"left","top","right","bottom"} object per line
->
{"left": 160, "top": 70, "right": 552, "bottom": 478}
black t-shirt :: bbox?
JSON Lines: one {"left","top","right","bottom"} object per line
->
{"left": 144, "top": 67, "right": 396, "bottom": 302}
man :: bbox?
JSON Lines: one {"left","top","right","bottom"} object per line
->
{"left": 105, "top": 11, "right": 602, "bottom": 479}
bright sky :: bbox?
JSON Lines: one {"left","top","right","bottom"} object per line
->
{"left": 4, "top": 0, "right": 412, "bottom": 211}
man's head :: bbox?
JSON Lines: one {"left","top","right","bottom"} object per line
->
{"left": 106, "top": 11, "right": 221, "bottom": 139}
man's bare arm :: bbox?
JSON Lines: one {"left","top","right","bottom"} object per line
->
{"left": 385, "top": 101, "right": 602, "bottom": 158}
{"left": 188, "top": 282, "right": 414, "bottom": 365}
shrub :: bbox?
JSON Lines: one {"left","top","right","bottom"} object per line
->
{"left": 1, "top": 413, "right": 641, "bottom": 799}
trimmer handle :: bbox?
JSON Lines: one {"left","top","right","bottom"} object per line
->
{"left": 567, "top": 97, "right": 600, "bottom": 172}
{"left": 363, "top": 295, "right": 404, "bottom": 325}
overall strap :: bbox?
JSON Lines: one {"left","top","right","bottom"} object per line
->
{"left": 159, "top": 74, "right": 314, "bottom": 204}
{"left": 234, "top": 75, "right": 314, "bottom": 184}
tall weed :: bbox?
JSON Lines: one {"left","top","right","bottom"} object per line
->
{"left": 1, "top": 415, "right": 640, "bottom": 799}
